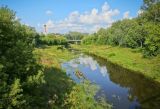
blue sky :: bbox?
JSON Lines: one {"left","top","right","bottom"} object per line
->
{"left": 0, "top": 0, "right": 143, "bottom": 33}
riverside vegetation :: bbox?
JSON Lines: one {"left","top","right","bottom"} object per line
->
{"left": 0, "top": 0, "right": 160, "bottom": 109}
{"left": 72, "top": 45, "right": 160, "bottom": 82}
{"left": 74, "top": 0, "right": 160, "bottom": 82}
{"left": 0, "top": 6, "right": 111, "bottom": 109}
{"left": 82, "top": 0, "right": 160, "bottom": 57}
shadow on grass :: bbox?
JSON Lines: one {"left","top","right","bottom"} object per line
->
{"left": 30, "top": 66, "right": 74, "bottom": 109}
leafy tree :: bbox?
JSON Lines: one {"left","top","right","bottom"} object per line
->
{"left": 82, "top": 0, "right": 160, "bottom": 57}
{"left": 143, "top": 22, "right": 160, "bottom": 56}
{"left": 0, "top": 7, "right": 45, "bottom": 108}
{"left": 65, "top": 31, "right": 87, "bottom": 40}
{"left": 82, "top": 34, "right": 98, "bottom": 45}
{"left": 96, "top": 28, "right": 109, "bottom": 45}
{"left": 141, "top": 0, "right": 160, "bottom": 23}
{"left": 142, "top": 0, "right": 160, "bottom": 9}
{"left": 39, "top": 34, "right": 67, "bottom": 46}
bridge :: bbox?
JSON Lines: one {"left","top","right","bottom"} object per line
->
{"left": 67, "top": 40, "right": 82, "bottom": 44}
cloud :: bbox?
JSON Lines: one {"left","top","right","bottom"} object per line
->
{"left": 37, "top": 23, "right": 41, "bottom": 27}
{"left": 46, "top": 10, "right": 53, "bottom": 15}
{"left": 100, "top": 66, "right": 107, "bottom": 77}
{"left": 123, "top": 11, "right": 132, "bottom": 19}
{"left": 46, "top": 20, "right": 54, "bottom": 28}
{"left": 79, "top": 57, "right": 97, "bottom": 71}
{"left": 44, "top": 2, "right": 120, "bottom": 33}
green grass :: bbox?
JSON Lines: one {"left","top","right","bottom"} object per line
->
{"left": 34, "top": 46, "right": 76, "bottom": 68}
{"left": 72, "top": 45, "right": 160, "bottom": 83}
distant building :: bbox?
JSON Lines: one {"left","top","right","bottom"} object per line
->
{"left": 44, "top": 24, "right": 47, "bottom": 35}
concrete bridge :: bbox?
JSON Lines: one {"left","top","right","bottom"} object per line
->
{"left": 67, "top": 40, "right": 82, "bottom": 44}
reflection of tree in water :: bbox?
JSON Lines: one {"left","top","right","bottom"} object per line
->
{"left": 90, "top": 54, "right": 160, "bottom": 109}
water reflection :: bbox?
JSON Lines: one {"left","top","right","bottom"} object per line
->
{"left": 91, "top": 55, "right": 160, "bottom": 109}
{"left": 61, "top": 54, "right": 160, "bottom": 109}
{"left": 79, "top": 57, "right": 97, "bottom": 71}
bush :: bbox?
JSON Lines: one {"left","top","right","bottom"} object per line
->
{"left": 0, "top": 7, "right": 45, "bottom": 108}
{"left": 39, "top": 34, "right": 68, "bottom": 46}
{"left": 143, "top": 22, "right": 160, "bottom": 57}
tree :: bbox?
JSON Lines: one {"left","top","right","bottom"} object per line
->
{"left": 65, "top": 31, "right": 87, "bottom": 40}
{"left": 0, "top": 7, "right": 45, "bottom": 108}
{"left": 141, "top": 0, "right": 160, "bottom": 23}
{"left": 96, "top": 28, "right": 109, "bottom": 45}
{"left": 143, "top": 22, "right": 160, "bottom": 56}
{"left": 142, "top": 0, "right": 160, "bottom": 9}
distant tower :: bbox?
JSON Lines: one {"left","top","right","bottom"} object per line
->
{"left": 44, "top": 24, "right": 47, "bottom": 34}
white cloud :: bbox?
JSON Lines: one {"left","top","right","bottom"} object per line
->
{"left": 102, "top": 2, "right": 110, "bottom": 12}
{"left": 46, "top": 20, "right": 54, "bottom": 28}
{"left": 46, "top": 10, "right": 53, "bottom": 15}
{"left": 100, "top": 66, "right": 107, "bottom": 77}
{"left": 37, "top": 23, "right": 41, "bottom": 27}
{"left": 79, "top": 57, "right": 97, "bottom": 71}
{"left": 123, "top": 11, "right": 132, "bottom": 19}
{"left": 43, "top": 2, "right": 120, "bottom": 33}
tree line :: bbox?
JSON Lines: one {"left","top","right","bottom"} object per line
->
{"left": 37, "top": 33, "right": 68, "bottom": 46}
{"left": 82, "top": 0, "right": 160, "bottom": 57}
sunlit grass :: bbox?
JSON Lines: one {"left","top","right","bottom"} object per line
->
{"left": 34, "top": 46, "right": 76, "bottom": 68}
{"left": 72, "top": 45, "right": 160, "bottom": 82}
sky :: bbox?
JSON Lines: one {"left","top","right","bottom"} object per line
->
{"left": 0, "top": 0, "right": 143, "bottom": 33}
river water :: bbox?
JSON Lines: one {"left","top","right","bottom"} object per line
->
{"left": 61, "top": 54, "right": 160, "bottom": 109}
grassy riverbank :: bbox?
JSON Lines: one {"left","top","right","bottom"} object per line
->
{"left": 34, "top": 46, "right": 76, "bottom": 108}
{"left": 72, "top": 45, "right": 160, "bottom": 83}
{"left": 34, "top": 46, "right": 112, "bottom": 109}
{"left": 34, "top": 46, "right": 76, "bottom": 67}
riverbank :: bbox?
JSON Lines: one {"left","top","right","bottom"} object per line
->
{"left": 34, "top": 46, "right": 76, "bottom": 108}
{"left": 34, "top": 46, "right": 112, "bottom": 109}
{"left": 72, "top": 45, "right": 160, "bottom": 83}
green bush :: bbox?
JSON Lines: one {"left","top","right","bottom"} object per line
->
{"left": 39, "top": 34, "right": 68, "bottom": 46}
{"left": 0, "top": 7, "right": 45, "bottom": 108}
{"left": 82, "top": 34, "right": 98, "bottom": 45}
{"left": 143, "top": 22, "right": 160, "bottom": 57}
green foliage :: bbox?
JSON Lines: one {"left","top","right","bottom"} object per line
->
{"left": 82, "top": 34, "right": 98, "bottom": 45}
{"left": 65, "top": 81, "right": 112, "bottom": 109}
{"left": 96, "top": 28, "right": 109, "bottom": 45}
{"left": 39, "top": 34, "right": 67, "bottom": 46}
{"left": 27, "top": 70, "right": 46, "bottom": 85}
{"left": 82, "top": 0, "right": 160, "bottom": 57}
{"left": 142, "top": 0, "right": 160, "bottom": 9}
{"left": 143, "top": 22, "right": 160, "bottom": 57}
{"left": 0, "top": 7, "right": 45, "bottom": 108}
{"left": 65, "top": 31, "right": 87, "bottom": 40}
{"left": 141, "top": 1, "right": 160, "bottom": 23}
{"left": 82, "top": 19, "right": 145, "bottom": 48}
{"left": 9, "top": 79, "right": 26, "bottom": 108}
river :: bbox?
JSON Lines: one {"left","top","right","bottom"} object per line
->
{"left": 61, "top": 53, "right": 160, "bottom": 109}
